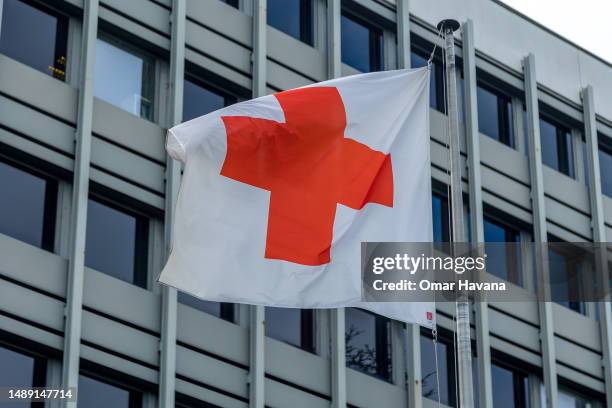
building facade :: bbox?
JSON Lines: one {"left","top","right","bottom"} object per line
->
{"left": 0, "top": 0, "right": 611, "bottom": 407}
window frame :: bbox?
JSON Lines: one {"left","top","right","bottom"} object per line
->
{"left": 87, "top": 190, "right": 150, "bottom": 289}
{"left": 340, "top": 8, "right": 384, "bottom": 72}
{"left": 79, "top": 369, "right": 144, "bottom": 408}
{"left": 94, "top": 32, "right": 157, "bottom": 121}
{"left": 267, "top": 0, "right": 314, "bottom": 46}
{"left": 345, "top": 308, "right": 392, "bottom": 382}
{"left": 183, "top": 73, "right": 238, "bottom": 120}
{"left": 538, "top": 109, "right": 576, "bottom": 178}
{"left": 0, "top": 341, "right": 47, "bottom": 388}
{"left": 490, "top": 355, "right": 531, "bottom": 408}
{"left": 598, "top": 133, "right": 612, "bottom": 197}
{"left": 0, "top": 152, "right": 58, "bottom": 251}
{"left": 0, "top": 0, "right": 69, "bottom": 81}
{"left": 476, "top": 77, "right": 515, "bottom": 147}
{"left": 483, "top": 212, "right": 523, "bottom": 286}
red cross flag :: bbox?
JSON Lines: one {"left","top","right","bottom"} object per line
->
{"left": 159, "top": 67, "right": 434, "bottom": 327}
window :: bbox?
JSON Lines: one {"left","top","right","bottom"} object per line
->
{"left": 539, "top": 115, "right": 574, "bottom": 177}
{"left": 548, "top": 240, "right": 586, "bottom": 315}
{"left": 491, "top": 362, "right": 528, "bottom": 408}
{"left": 411, "top": 49, "right": 444, "bottom": 112}
{"left": 599, "top": 137, "right": 612, "bottom": 197}
{"left": 345, "top": 308, "right": 391, "bottom": 381}
{"left": 421, "top": 332, "right": 454, "bottom": 406}
{"left": 85, "top": 197, "right": 148, "bottom": 288}
{"left": 432, "top": 194, "right": 450, "bottom": 243}
{"left": 0, "top": 344, "right": 46, "bottom": 388}
{"left": 0, "top": 0, "right": 68, "bottom": 80}
{"left": 267, "top": 0, "right": 313, "bottom": 45}
{"left": 94, "top": 36, "right": 155, "bottom": 120}
{"left": 183, "top": 77, "right": 237, "bottom": 122}
{"left": 477, "top": 82, "right": 514, "bottom": 147}
{"left": 0, "top": 158, "right": 56, "bottom": 250}
{"left": 219, "top": 0, "right": 238, "bottom": 7}
{"left": 266, "top": 308, "right": 314, "bottom": 352}
{"left": 177, "top": 292, "right": 234, "bottom": 322}
{"left": 341, "top": 12, "right": 382, "bottom": 72}
{"left": 484, "top": 216, "right": 522, "bottom": 286}
{"left": 78, "top": 374, "right": 142, "bottom": 408}
{"left": 543, "top": 385, "right": 603, "bottom": 408}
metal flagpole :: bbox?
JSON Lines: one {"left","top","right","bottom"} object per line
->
{"left": 438, "top": 19, "right": 475, "bottom": 408}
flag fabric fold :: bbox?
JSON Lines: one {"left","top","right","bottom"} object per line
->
{"left": 159, "top": 67, "right": 435, "bottom": 327}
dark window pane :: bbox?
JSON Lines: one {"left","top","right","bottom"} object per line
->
{"left": 411, "top": 51, "right": 439, "bottom": 110}
{"left": 78, "top": 375, "right": 141, "bottom": 408}
{"left": 0, "top": 345, "right": 45, "bottom": 388}
{"left": 0, "top": 160, "right": 55, "bottom": 249}
{"left": 219, "top": 0, "right": 238, "bottom": 7}
{"left": 421, "top": 335, "right": 451, "bottom": 405}
{"left": 484, "top": 218, "right": 522, "bottom": 286}
{"left": 432, "top": 194, "right": 449, "bottom": 243}
{"left": 341, "top": 13, "right": 382, "bottom": 73}
{"left": 267, "top": 0, "right": 312, "bottom": 45}
{"left": 178, "top": 292, "right": 234, "bottom": 322}
{"left": 599, "top": 142, "right": 612, "bottom": 197}
{"left": 345, "top": 308, "right": 391, "bottom": 381}
{"left": 85, "top": 199, "right": 148, "bottom": 287}
{"left": 477, "top": 84, "right": 514, "bottom": 147}
{"left": 266, "top": 308, "right": 314, "bottom": 352}
{"left": 539, "top": 117, "right": 574, "bottom": 177}
{"left": 0, "top": 0, "right": 68, "bottom": 80}
{"left": 491, "top": 364, "right": 516, "bottom": 408}
{"left": 183, "top": 79, "right": 228, "bottom": 122}
{"left": 95, "top": 37, "right": 155, "bottom": 120}
{"left": 549, "top": 246, "right": 585, "bottom": 314}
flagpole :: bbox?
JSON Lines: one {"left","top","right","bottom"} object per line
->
{"left": 438, "top": 19, "right": 475, "bottom": 408}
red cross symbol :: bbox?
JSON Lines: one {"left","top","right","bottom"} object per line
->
{"left": 220, "top": 87, "right": 393, "bottom": 266}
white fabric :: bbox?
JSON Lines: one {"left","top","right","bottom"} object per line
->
{"left": 159, "top": 67, "right": 435, "bottom": 327}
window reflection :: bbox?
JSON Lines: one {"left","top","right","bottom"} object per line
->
{"left": 0, "top": 0, "right": 68, "bottom": 80}
{"left": 539, "top": 116, "right": 574, "bottom": 177}
{"left": 0, "top": 345, "right": 46, "bottom": 388}
{"left": 432, "top": 194, "right": 450, "bottom": 243}
{"left": 78, "top": 374, "right": 142, "bottom": 408}
{"left": 95, "top": 37, "right": 155, "bottom": 120}
{"left": 345, "top": 308, "right": 391, "bottom": 381}
{"left": 267, "top": 0, "right": 313, "bottom": 45}
{"left": 178, "top": 292, "right": 234, "bottom": 322}
{"left": 266, "top": 308, "right": 314, "bottom": 352}
{"left": 548, "top": 241, "right": 586, "bottom": 315}
{"left": 599, "top": 138, "right": 612, "bottom": 197}
{"left": 421, "top": 333, "right": 453, "bottom": 405}
{"left": 491, "top": 362, "right": 528, "bottom": 408}
{"left": 0, "top": 159, "right": 56, "bottom": 250}
{"left": 477, "top": 83, "right": 514, "bottom": 147}
{"left": 85, "top": 198, "right": 148, "bottom": 288}
{"left": 183, "top": 78, "right": 236, "bottom": 122}
{"left": 341, "top": 13, "right": 382, "bottom": 73}
{"left": 484, "top": 217, "right": 522, "bottom": 286}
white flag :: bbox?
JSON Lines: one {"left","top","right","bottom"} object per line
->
{"left": 159, "top": 67, "right": 434, "bottom": 327}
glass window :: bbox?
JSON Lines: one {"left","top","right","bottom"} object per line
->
{"left": 341, "top": 12, "right": 382, "bottom": 73}
{"left": 219, "top": 0, "right": 238, "bottom": 7}
{"left": 177, "top": 292, "right": 234, "bottom": 322}
{"left": 94, "top": 37, "right": 155, "bottom": 120}
{"left": 599, "top": 139, "right": 612, "bottom": 197}
{"left": 0, "top": 159, "right": 56, "bottom": 250}
{"left": 539, "top": 116, "right": 574, "bottom": 177}
{"left": 548, "top": 242, "right": 585, "bottom": 315}
{"left": 484, "top": 217, "right": 522, "bottom": 286}
{"left": 411, "top": 50, "right": 443, "bottom": 112}
{"left": 345, "top": 308, "right": 391, "bottom": 381}
{"left": 78, "top": 374, "right": 142, "bottom": 408}
{"left": 0, "top": 344, "right": 46, "bottom": 388}
{"left": 553, "top": 386, "right": 601, "bottom": 408}
{"left": 421, "top": 334, "right": 453, "bottom": 406}
{"left": 0, "top": 0, "right": 68, "bottom": 80}
{"left": 266, "top": 308, "right": 314, "bottom": 352}
{"left": 267, "top": 0, "right": 313, "bottom": 45}
{"left": 432, "top": 194, "right": 449, "bottom": 243}
{"left": 85, "top": 198, "right": 148, "bottom": 288}
{"left": 477, "top": 83, "right": 514, "bottom": 147}
{"left": 491, "top": 363, "right": 528, "bottom": 408}
{"left": 183, "top": 78, "right": 236, "bottom": 122}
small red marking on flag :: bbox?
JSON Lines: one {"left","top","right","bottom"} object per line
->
{"left": 220, "top": 87, "right": 394, "bottom": 266}
{"left": 426, "top": 312, "right": 433, "bottom": 321}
